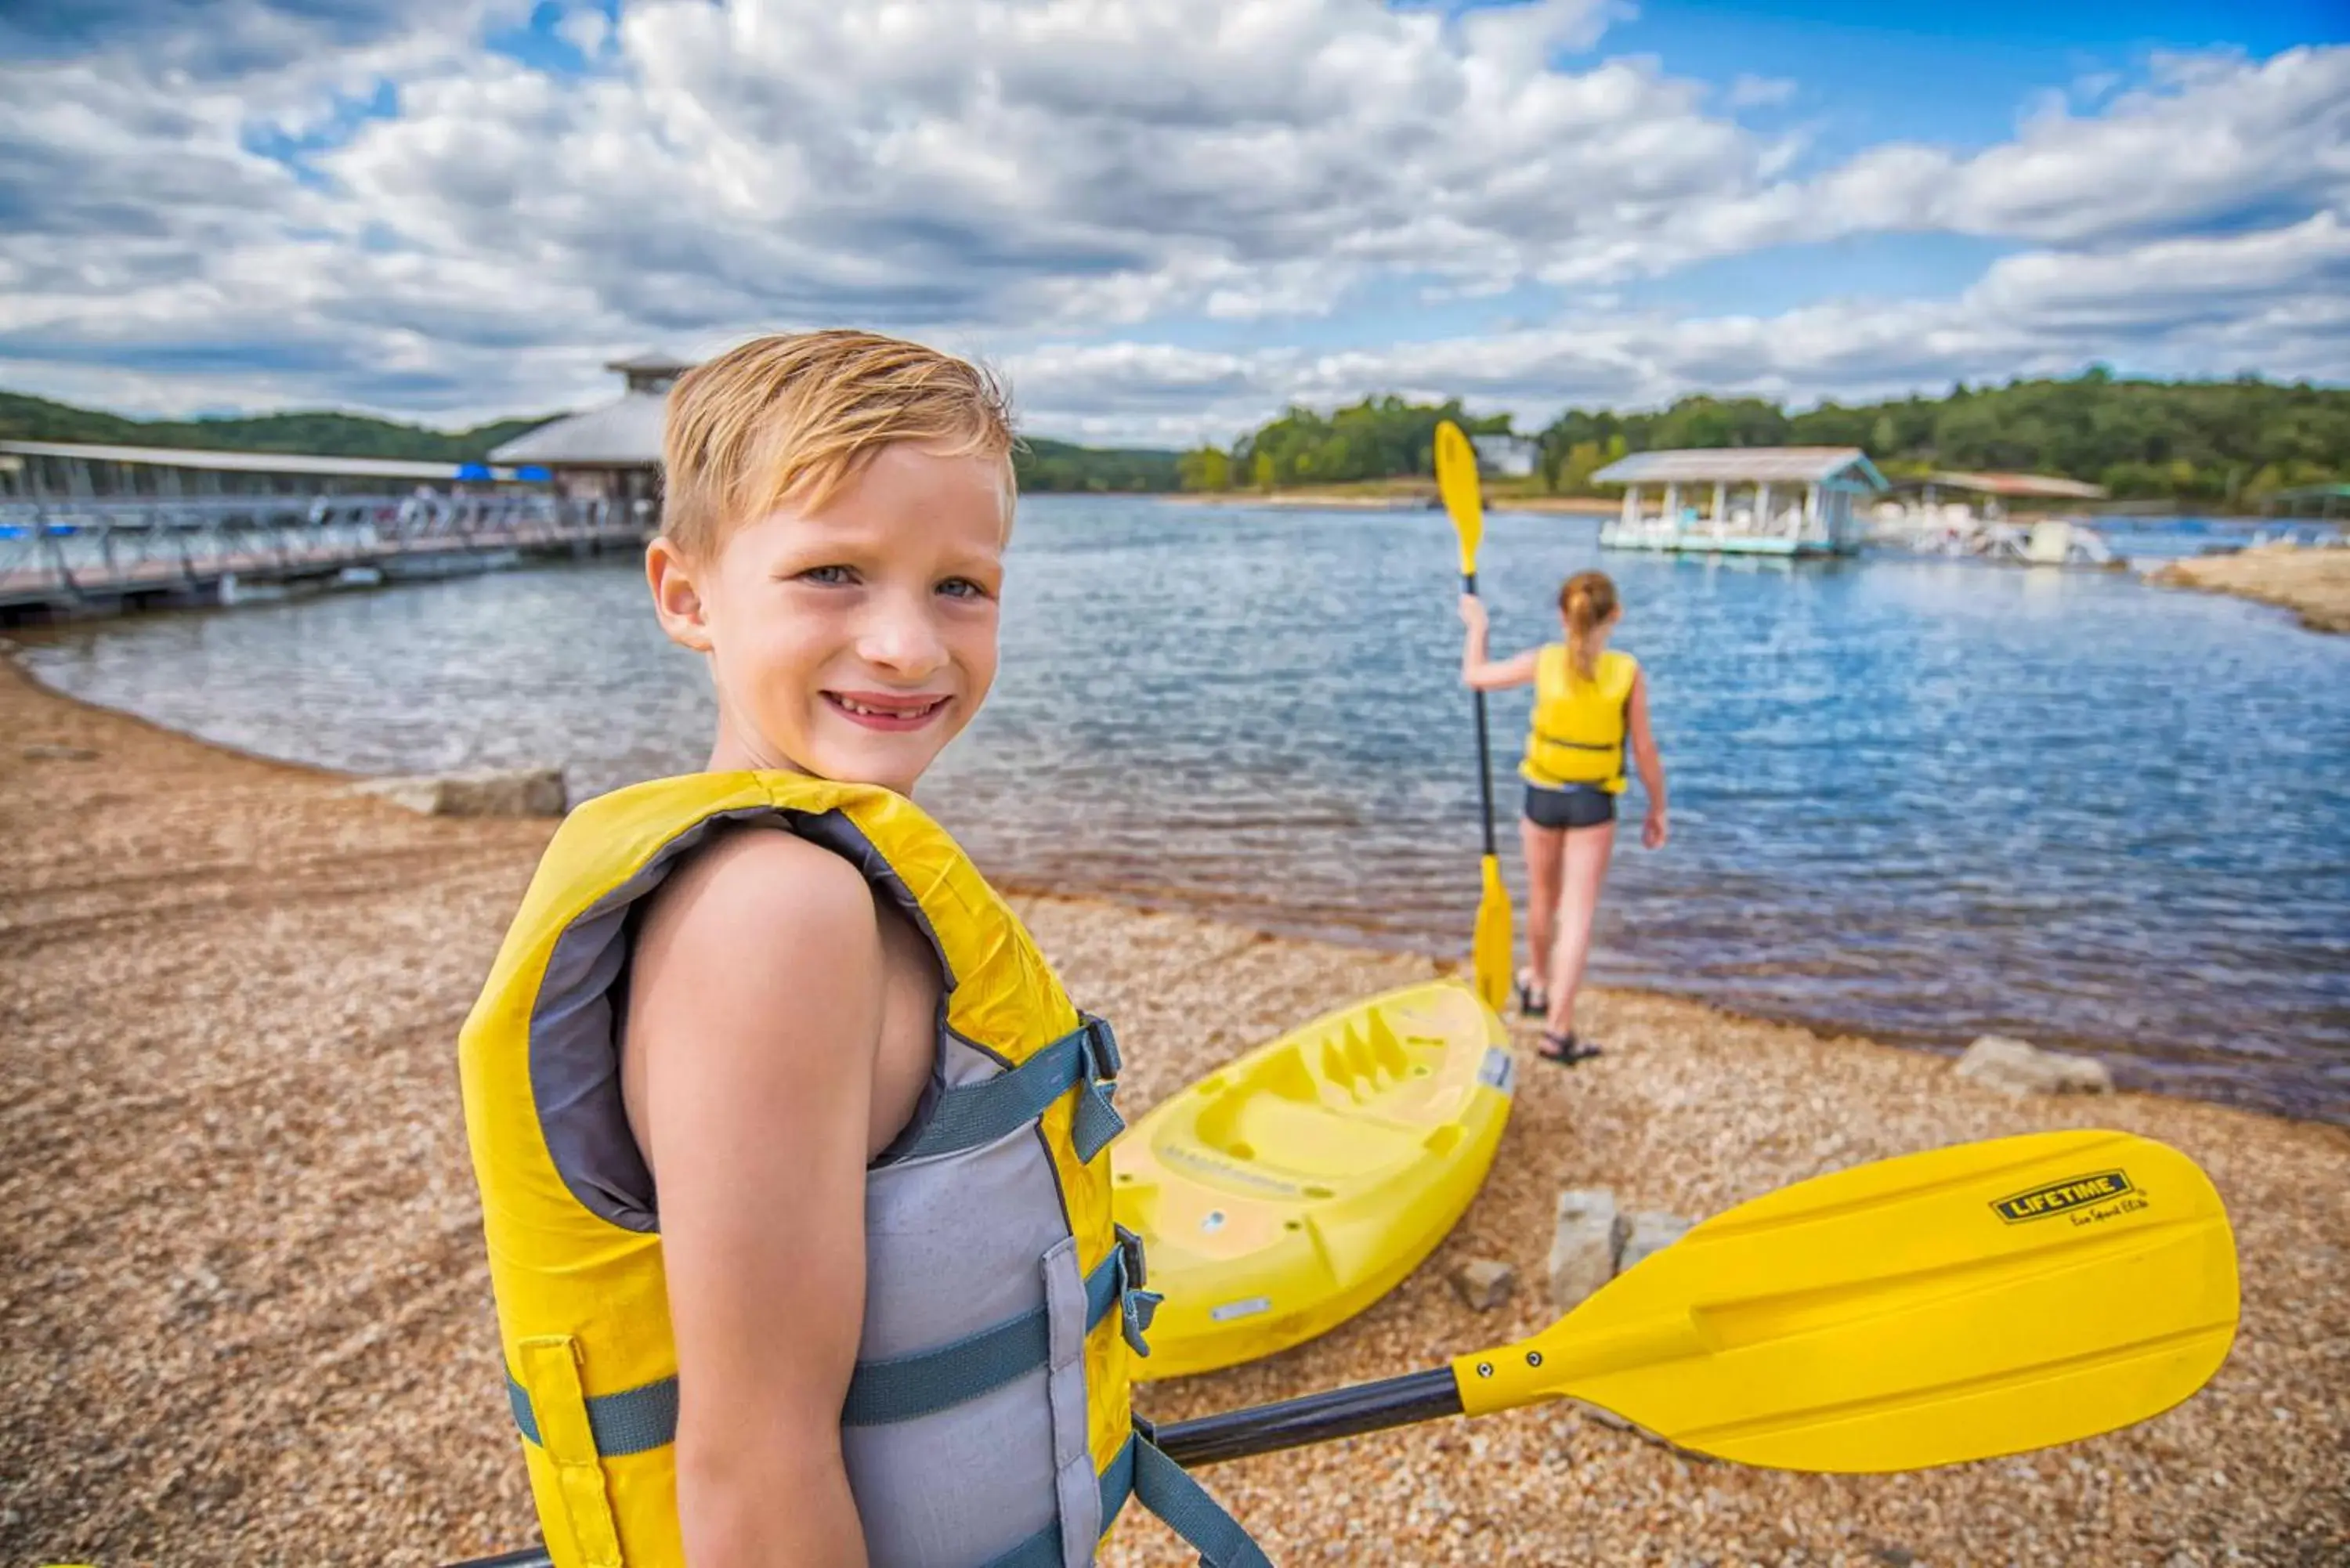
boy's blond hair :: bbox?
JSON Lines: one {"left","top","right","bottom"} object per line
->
{"left": 660, "top": 329, "right": 1017, "bottom": 559}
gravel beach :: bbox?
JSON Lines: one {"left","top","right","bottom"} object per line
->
{"left": 2151, "top": 543, "right": 2350, "bottom": 634}
{"left": 2, "top": 653, "right": 2344, "bottom": 1568}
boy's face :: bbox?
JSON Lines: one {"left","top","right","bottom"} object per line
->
{"left": 650, "top": 443, "right": 1007, "bottom": 795}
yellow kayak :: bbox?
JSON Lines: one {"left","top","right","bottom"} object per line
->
{"left": 1111, "top": 978, "right": 1516, "bottom": 1381}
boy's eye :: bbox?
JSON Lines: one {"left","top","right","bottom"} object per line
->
{"left": 797, "top": 564, "right": 857, "bottom": 586}
{"left": 937, "top": 576, "right": 991, "bottom": 600}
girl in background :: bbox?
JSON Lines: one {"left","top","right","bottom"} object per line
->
{"left": 1459, "top": 570, "right": 1668, "bottom": 1064}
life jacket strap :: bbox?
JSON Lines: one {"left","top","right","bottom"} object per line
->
{"left": 982, "top": 1422, "right": 1273, "bottom": 1568}
{"left": 505, "top": 1234, "right": 1162, "bottom": 1463}
{"left": 504, "top": 1363, "right": 678, "bottom": 1459}
{"left": 891, "top": 1014, "right": 1127, "bottom": 1165}
{"left": 1533, "top": 728, "right": 1622, "bottom": 754}
{"left": 1112, "top": 1421, "right": 1276, "bottom": 1568}
{"left": 841, "top": 1239, "right": 1144, "bottom": 1425}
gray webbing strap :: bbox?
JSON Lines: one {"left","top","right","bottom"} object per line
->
{"left": 841, "top": 1242, "right": 1131, "bottom": 1427}
{"left": 895, "top": 1016, "right": 1126, "bottom": 1164}
{"left": 980, "top": 1429, "right": 1271, "bottom": 1568}
{"left": 503, "top": 1367, "right": 678, "bottom": 1459}
{"left": 1126, "top": 1429, "right": 1275, "bottom": 1568}
{"left": 507, "top": 1233, "right": 1162, "bottom": 1451}
{"left": 978, "top": 1431, "right": 1139, "bottom": 1568}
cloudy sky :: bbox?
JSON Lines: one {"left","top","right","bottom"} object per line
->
{"left": 3, "top": 0, "right": 2345, "bottom": 446}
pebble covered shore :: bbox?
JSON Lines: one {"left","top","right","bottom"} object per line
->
{"left": 2, "top": 655, "right": 2344, "bottom": 1567}
{"left": 2151, "top": 542, "right": 2350, "bottom": 634}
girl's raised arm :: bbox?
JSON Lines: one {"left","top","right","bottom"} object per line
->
{"left": 1459, "top": 594, "right": 1539, "bottom": 691}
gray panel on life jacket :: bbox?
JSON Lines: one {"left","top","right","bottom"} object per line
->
{"left": 843, "top": 1026, "right": 1092, "bottom": 1566}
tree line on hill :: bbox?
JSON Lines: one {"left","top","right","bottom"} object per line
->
{"left": 7, "top": 370, "right": 2343, "bottom": 507}
{"left": 1178, "top": 370, "right": 2348, "bottom": 508}
{"left": 0, "top": 388, "right": 551, "bottom": 464}
{"left": 0, "top": 388, "right": 1179, "bottom": 493}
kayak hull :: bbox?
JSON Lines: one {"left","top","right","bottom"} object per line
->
{"left": 1111, "top": 978, "right": 1516, "bottom": 1381}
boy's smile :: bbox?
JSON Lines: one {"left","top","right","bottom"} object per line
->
{"left": 647, "top": 442, "right": 1009, "bottom": 795}
{"left": 823, "top": 689, "right": 952, "bottom": 730}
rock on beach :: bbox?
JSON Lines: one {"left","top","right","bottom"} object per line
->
{"left": 1956, "top": 1034, "right": 2115, "bottom": 1096}
{"left": 1546, "top": 1188, "right": 1626, "bottom": 1310}
{"left": 345, "top": 765, "right": 569, "bottom": 818}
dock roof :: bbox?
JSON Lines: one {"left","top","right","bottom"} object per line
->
{"left": 487, "top": 392, "right": 668, "bottom": 466}
{"left": 1922, "top": 470, "right": 2108, "bottom": 500}
{"left": 1589, "top": 444, "right": 1880, "bottom": 486}
{"left": 1593, "top": 447, "right": 1887, "bottom": 490}
{"left": 604, "top": 351, "right": 696, "bottom": 376}
{"left": 0, "top": 439, "right": 481, "bottom": 482}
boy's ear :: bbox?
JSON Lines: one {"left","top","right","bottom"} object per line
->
{"left": 645, "top": 537, "right": 714, "bottom": 652}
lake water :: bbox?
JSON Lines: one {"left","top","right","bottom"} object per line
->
{"left": 22, "top": 497, "right": 2349, "bottom": 1124}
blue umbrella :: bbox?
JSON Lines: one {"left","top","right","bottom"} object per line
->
{"left": 516, "top": 464, "right": 553, "bottom": 482}
{"left": 457, "top": 461, "right": 494, "bottom": 481}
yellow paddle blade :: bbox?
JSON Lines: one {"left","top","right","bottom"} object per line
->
{"left": 1451, "top": 1129, "right": 2236, "bottom": 1472}
{"left": 1471, "top": 854, "right": 1513, "bottom": 1014}
{"left": 1434, "top": 419, "right": 1484, "bottom": 576}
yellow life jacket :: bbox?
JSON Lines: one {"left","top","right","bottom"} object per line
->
{"left": 1520, "top": 645, "right": 1639, "bottom": 793}
{"left": 458, "top": 771, "right": 1267, "bottom": 1568}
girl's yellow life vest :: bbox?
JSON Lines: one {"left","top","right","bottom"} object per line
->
{"left": 457, "top": 771, "right": 1267, "bottom": 1568}
{"left": 1520, "top": 645, "right": 1639, "bottom": 793}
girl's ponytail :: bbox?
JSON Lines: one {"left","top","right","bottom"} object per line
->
{"left": 1558, "top": 570, "right": 1618, "bottom": 683}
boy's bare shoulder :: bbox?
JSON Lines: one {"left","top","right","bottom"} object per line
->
{"left": 634, "top": 825, "right": 880, "bottom": 986}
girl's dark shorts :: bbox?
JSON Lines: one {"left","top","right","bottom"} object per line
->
{"left": 1524, "top": 782, "right": 1617, "bottom": 830}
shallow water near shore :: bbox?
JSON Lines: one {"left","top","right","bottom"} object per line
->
{"left": 20, "top": 495, "right": 2350, "bottom": 1122}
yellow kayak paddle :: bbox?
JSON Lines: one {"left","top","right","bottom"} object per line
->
{"left": 446, "top": 1129, "right": 2236, "bottom": 1566}
{"left": 1432, "top": 418, "right": 1513, "bottom": 1016}
{"left": 1155, "top": 1128, "right": 2237, "bottom": 1471}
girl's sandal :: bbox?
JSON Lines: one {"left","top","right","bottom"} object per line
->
{"left": 1514, "top": 973, "right": 1549, "bottom": 1017}
{"left": 1536, "top": 1029, "right": 1603, "bottom": 1066}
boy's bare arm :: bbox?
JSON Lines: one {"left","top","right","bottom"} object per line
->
{"left": 626, "top": 829, "right": 884, "bottom": 1568}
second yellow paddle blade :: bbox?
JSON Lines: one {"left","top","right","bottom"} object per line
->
{"left": 1434, "top": 420, "right": 1484, "bottom": 576}
{"left": 1472, "top": 854, "right": 1513, "bottom": 1015}
{"left": 1454, "top": 1129, "right": 2237, "bottom": 1472}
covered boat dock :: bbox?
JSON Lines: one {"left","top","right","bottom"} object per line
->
{"left": 488, "top": 352, "right": 686, "bottom": 509}
{"left": 1594, "top": 447, "right": 1887, "bottom": 556}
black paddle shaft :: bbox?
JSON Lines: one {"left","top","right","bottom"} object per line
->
{"left": 438, "top": 1371, "right": 1469, "bottom": 1568}
{"left": 1461, "top": 569, "right": 1499, "bottom": 860}
{"left": 1155, "top": 1365, "right": 1466, "bottom": 1467}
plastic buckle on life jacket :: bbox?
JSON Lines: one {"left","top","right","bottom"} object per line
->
{"left": 1072, "top": 1015, "right": 1126, "bottom": 1162}
{"left": 1113, "top": 1223, "right": 1162, "bottom": 1357}
{"left": 1083, "top": 1013, "right": 1123, "bottom": 1078}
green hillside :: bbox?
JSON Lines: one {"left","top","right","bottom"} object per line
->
{"left": 0, "top": 388, "right": 1181, "bottom": 492}
{"left": 1186, "top": 370, "right": 2349, "bottom": 507}
{"left": 0, "top": 389, "right": 552, "bottom": 463}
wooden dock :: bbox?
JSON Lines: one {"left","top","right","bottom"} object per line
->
{"left": 0, "top": 493, "right": 653, "bottom": 622}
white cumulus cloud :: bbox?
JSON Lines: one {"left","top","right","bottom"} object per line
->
{"left": 0, "top": 2, "right": 2340, "bottom": 442}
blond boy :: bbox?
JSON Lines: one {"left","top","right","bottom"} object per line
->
{"left": 460, "top": 331, "right": 1264, "bottom": 1568}
{"left": 628, "top": 333, "right": 1014, "bottom": 1559}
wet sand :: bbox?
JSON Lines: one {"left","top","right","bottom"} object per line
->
{"left": 2, "top": 653, "right": 2344, "bottom": 1567}
{"left": 2152, "top": 542, "right": 2350, "bottom": 634}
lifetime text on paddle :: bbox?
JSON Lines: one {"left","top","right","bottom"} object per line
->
{"left": 1991, "top": 1170, "right": 2142, "bottom": 1224}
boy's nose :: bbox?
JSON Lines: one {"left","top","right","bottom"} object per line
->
{"left": 855, "top": 597, "right": 948, "bottom": 676}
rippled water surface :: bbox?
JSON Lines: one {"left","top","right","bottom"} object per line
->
{"left": 24, "top": 497, "right": 2349, "bottom": 1122}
